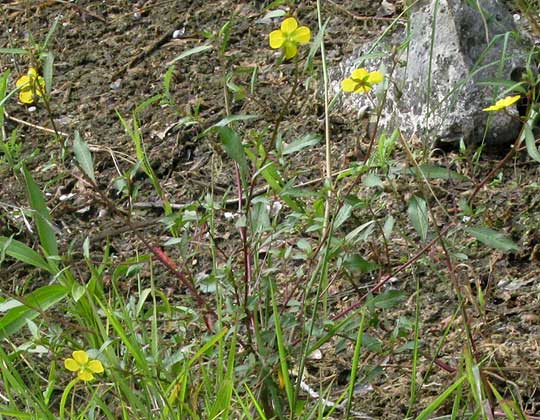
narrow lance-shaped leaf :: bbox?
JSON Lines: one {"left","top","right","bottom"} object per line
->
{"left": 408, "top": 196, "right": 429, "bottom": 241}
{"left": 334, "top": 203, "right": 352, "bottom": 229}
{"left": 465, "top": 226, "right": 519, "bottom": 252}
{"left": 344, "top": 254, "right": 379, "bottom": 273}
{"left": 524, "top": 110, "right": 540, "bottom": 163}
{"left": 283, "top": 133, "right": 321, "bottom": 155}
{"left": 0, "top": 236, "right": 50, "bottom": 272}
{"left": 73, "top": 131, "right": 96, "bottom": 183}
{"left": 22, "top": 165, "right": 58, "bottom": 257}
{"left": 42, "top": 51, "right": 54, "bottom": 96}
{"left": 218, "top": 126, "right": 248, "bottom": 184}
{"left": 167, "top": 45, "right": 213, "bottom": 65}
{"left": 0, "top": 284, "right": 67, "bottom": 339}
{"left": 404, "top": 164, "right": 469, "bottom": 181}
{"left": 202, "top": 114, "right": 259, "bottom": 136}
{"left": 0, "top": 70, "right": 9, "bottom": 127}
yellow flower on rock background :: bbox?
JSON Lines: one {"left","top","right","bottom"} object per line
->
{"left": 342, "top": 68, "right": 384, "bottom": 94}
{"left": 482, "top": 95, "right": 521, "bottom": 112}
{"left": 15, "top": 67, "right": 46, "bottom": 104}
{"left": 64, "top": 350, "right": 104, "bottom": 382}
{"left": 269, "top": 17, "right": 311, "bottom": 59}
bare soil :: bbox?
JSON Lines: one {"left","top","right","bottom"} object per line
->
{"left": 1, "top": 1, "right": 540, "bottom": 418}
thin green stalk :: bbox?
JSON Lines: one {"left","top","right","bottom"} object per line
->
{"left": 269, "top": 278, "right": 294, "bottom": 415}
{"left": 59, "top": 378, "right": 79, "bottom": 420}
{"left": 316, "top": 0, "right": 332, "bottom": 232}
{"left": 407, "top": 272, "right": 421, "bottom": 416}
{"left": 345, "top": 310, "right": 366, "bottom": 418}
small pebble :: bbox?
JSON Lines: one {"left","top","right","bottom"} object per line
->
{"left": 172, "top": 28, "right": 185, "bottom": 39}
{"left": 522, "top": 313, "right": 540, "bottom": 324}
{"left": 76, "top": 206, "right": 91, "bottom": 214}
{"left": 28, "top": 106, "right": 37, "bottom": 112}
{"left": 59, "top": 193, "right": 76, "bottom": 201}
{"left": 110, "top": 79, "right": 122, "bottom": 90}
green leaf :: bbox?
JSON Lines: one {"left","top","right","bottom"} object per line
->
{"left": 256, "top": 9, "right": 286, "bottom": 24}
{"left": 524, "top": 110, "right": 540, "bottom": 163}
{"left": 376, "top": 129, "right": 398, "bottom": 163}
{"left": 358, "top": 334, "right": 382, "bottom": 353}
{"left": 22, "top": 165, "right": 58, "bottom": 257}
{"left": 0, "top": 48, "right": 28, "bottom": 55}
{"left": 133, "top": 94, "right": 163, "bottom": 115}
{"left": 334, "top": 203, "right": 352, "bottom": 229}
{"left": 73, "top": 131, "right": 96, "bottom": 183}
{"left": 283, "top": 133, "right": 321, "bottom": 155}
{"left": 383, "top": 215, "right": 394, "bottom": 239}
{"left": 415, "top": 375, "right": 467, "bottom": 420}
{"left": 167, "top": 44, "right": 213, "bottom": 65}
{"left": 269, "top": 280, "right": 294, "bottom": 412}
{"left": 304, "top": 19, "right": 328, "bottom": 72}
{"left": 209, "top": 379, "right": 233, "bottom": 420}
{"left": 0, "top": 285, "right": 67, "bottom": 339}
{"left": 258, "top": 162, "right": 302, "bottom": 212}
{"left": 42, "top": 16, "right": 60, "bottom": 50}
{"left": 404, "top": 164, "right": 468, "bottom": 181}
{"left": 363, "top": 172, "right": 383, "bottom": 188}
{"left": 407, "top": 196, "right": 429, "bottom": 241}
{"left": 371, "top": 290, "right": 406, "bottom": 309}
{"left": 217, "top": 127, "right": 248, "bottom": 182}
{"left": 345, "top": 221, "right": 375, "bottom": 243}
{"left": 42, "top": 52, "right": 54, "bottom": 96}
{"left": 0, "top": 70, "right": 9, "bottom": 128}
{"left": 0, "top": 237, "right": 50, "bottom": 272}
{"left": 344, "top": 254, "right": 379, "bottom": 273}
{"left": 465, "top": 226, "right": 519, "bottom": 252}
{"left": 203, "top": 114, "right": 259, "bottom": 136}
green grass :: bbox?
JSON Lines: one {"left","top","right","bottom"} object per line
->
{"left": 0, "top": 1, "right": 539, "bottom": 419}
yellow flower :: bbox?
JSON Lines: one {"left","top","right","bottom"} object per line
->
{"left": 342, "top": 68, "right": 384, "bottom": 94}
{"left": 15, "top": 67, "right": 46, "bottom": 104}
{"left": 64, "top": 350, "right": 104, "bottom": 382}
{"left": 482, "top": 95, "right": 521, "bottom": 112}
{"left": 269, "top": 17, "right": 311, "bottom": 59}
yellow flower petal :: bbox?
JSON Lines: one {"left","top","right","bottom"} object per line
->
{"left": 269, "top": 29, "right": 285, "bottom": 49}
{"left": 19, "top": 89, "right": 34, "bottom": 104}
{"left": 72, "top": 350, "right": 89, "bottom": 365}
{"left": 502, "top": 95, "right": 520, "bottom": 106}
{"left": 351, "top": 68, "right": 369, "bottom": 80}
{"left": 64, "top": 358, "right": 80, "bottom": 372}
{"left": 28, "top": 68, "right": 38, "bottom": 78}
{"left": 78, "top": 370, "right": 94, "bottom": 382}
{"left": 88, "top": 360, "right": 104, "bottom": 374}
{"left": 16, "top": 75, "right": 30, "bottom": 88}
{"left": 292, "top": 26, "right": 311, "bottom": 44}
{"left": 368, "top": 71, "right": 384, "bottom": 85}
{"left": 341, "top": 78, "right": 357, "bottom": 92}
{"left": 281, "top": 17, "right": 298, "bottom": 34}
{"left": 483, "top": 95, "right": 520, "bottom": 112}
{"left": 283, "top": 41, "right": 298, "bottom": 59}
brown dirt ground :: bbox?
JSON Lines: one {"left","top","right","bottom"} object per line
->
{"left": 1, "top": 1, "right": 540, "bottom": 418}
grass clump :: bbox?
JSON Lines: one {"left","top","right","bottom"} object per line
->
{"left": 0, "top": 1, "right": 539, "bottom": 419}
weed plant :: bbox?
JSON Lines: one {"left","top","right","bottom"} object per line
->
{"left": 0, "top": 1, "right": 539, "bottom": 419}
